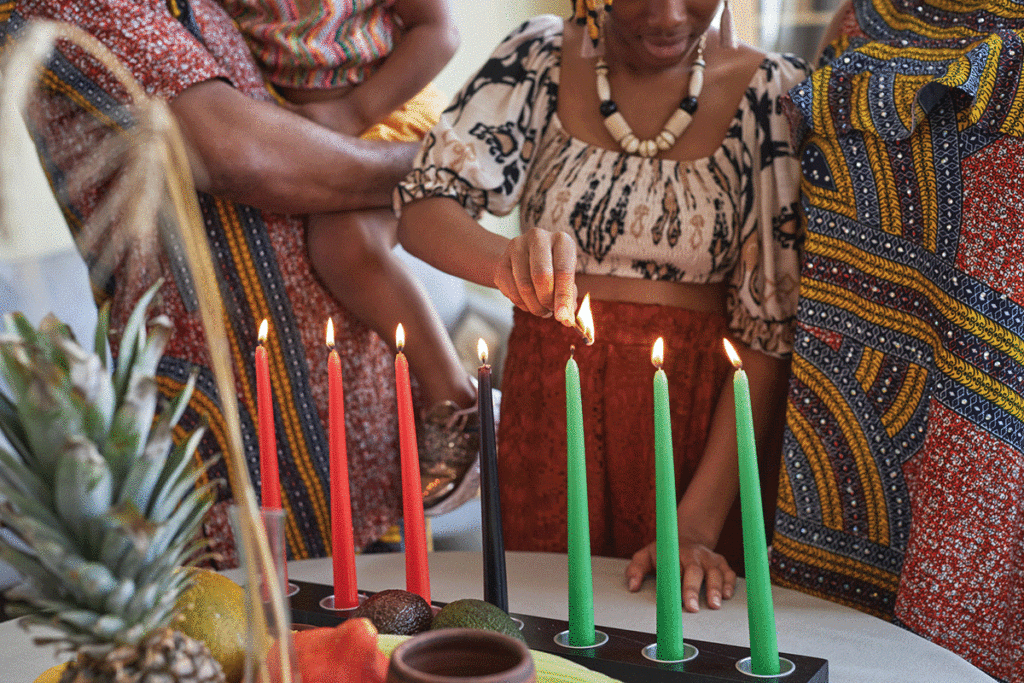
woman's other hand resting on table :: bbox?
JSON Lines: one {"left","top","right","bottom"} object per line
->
{"left": 626, "top": 539, "right": 737, "bottom": 611}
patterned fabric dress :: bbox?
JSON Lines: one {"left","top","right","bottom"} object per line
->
{"left": 771, "top": 1, "right": 1024, "bottom": 679}
{"left": 219, "top": 0, "right": 396, "bottom": 89}
{"left": 0, "top": 0, "right": 404, "bottom": 567}
{"left": 397, "top": 16, "right": 811, "bottom": 561}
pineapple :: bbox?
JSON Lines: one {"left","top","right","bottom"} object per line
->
{"left": 0, "top": 282, "right": 225, "bottom": 683}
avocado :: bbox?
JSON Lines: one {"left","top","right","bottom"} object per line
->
{"left": 352, "top": 589, "right": 433, "bottom": 635}
{"left": 431, "top": 598, "right": 525, "bottom": 641}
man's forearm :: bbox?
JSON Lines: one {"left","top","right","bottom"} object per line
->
{"left": 170, "top": 79, "right": 418, "bottom": 214}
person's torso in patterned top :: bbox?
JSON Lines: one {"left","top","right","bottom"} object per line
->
{"left": 521, "top": 60, "right": 800, "bottom": 285}
{"left": 398, "top": 15, "right": 812, "bottom": 356}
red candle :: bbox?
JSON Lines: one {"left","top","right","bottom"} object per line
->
{"left": 327, "top": 318, "right": 359, "bottom": 609}
{"left": 256, "top": 319, "right": 281, "bottom": 510}
{"left": 395, "top": 323, "right": 431, "bottom": 603}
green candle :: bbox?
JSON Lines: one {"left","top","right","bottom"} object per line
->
{"left": 566, "top": 348, "right": 595, "bottom": 646}
{"left": 724, "top": 339, "right": 780, "bottom": 675}
{"left": 652, "top": 338, "right": 685, "bottom": 660}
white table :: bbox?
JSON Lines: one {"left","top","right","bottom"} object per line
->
{"left": 2, "top": 551, "right": 995, "bottom": 683}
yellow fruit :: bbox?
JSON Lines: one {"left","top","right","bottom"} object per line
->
{"left": 175, "top": 568, "right": 249, "bottom": 683}
{"left": 33, "top": 662, "right": 68, "bottom": 683}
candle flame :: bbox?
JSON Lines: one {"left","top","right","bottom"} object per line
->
{"left": 258, "top": 319, "right": 268, "bottom": 345}
{"left": 478, "top": 338, "right": 488, "bottom": 365}
{"left": 722, "top": 338, "right": 742, "bottom": 369}
{"left": 574, "top": 293, "right": 595, "bottom": 346}
{"left": 652, "top": 337, "right": 664, "bottom": 369}
{"left": 396, "top": 323, "right": 405, "bottom": 352}
{"left": 325, "top": 318, "right": 335, "bottom": 349}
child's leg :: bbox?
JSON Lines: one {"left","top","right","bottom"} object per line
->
{"left": 307, "top": 208, "right": 476, "bottom": 411}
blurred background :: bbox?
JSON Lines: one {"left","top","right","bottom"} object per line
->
{"left": 0, "top": 0, "right": 842, "bottom": 588}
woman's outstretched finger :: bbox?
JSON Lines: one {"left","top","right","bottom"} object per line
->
{"left": 551, "top": 232, "right": 578, "bottom": 325}
{"left": 704, "top": 565, "right": 724, "bottom": 609}
{"left": 625, "top": 543, "right": 656, "bottom": 592}
{"left": 681, "top": 562, "right": 705, "bottom": 613}
{"left": 721, "top": 563, "right": 738, "bottom": 600}
{"left": 528, "top": 231, "right": 556, "bottom": 311}
{"left": 508, "top": 238, "right": 549, "bottom": 316}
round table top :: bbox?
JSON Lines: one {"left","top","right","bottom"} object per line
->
{"left": 2, "top": 551, "right": 996, "bottom": 683}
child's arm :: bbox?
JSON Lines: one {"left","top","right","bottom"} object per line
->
{"left": 340, "top": 0, "right": 459, "bottom": 133}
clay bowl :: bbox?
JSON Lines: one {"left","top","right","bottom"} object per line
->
{"left": 386, "top": 628, "right": 535, "bottom": 683}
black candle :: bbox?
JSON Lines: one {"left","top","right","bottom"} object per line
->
{"left": 478, "top": 339, "right": 508, "bottom": 612}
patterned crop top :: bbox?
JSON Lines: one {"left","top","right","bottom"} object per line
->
{"left": 396, "top": 15, "right": 812, "bottom": 356}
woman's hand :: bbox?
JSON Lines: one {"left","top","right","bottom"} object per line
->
{"left": 494, "top": 228, "right": 578, "bottom": 325}
{"left": 624, "top": 539, "right": 737, "bottom": 612}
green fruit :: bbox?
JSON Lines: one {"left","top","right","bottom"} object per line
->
{"left": 431, "top": 599, "right": 525, "bottom": 642}
{"left": 352, "top": 589, "right": 433, "bottom": 635}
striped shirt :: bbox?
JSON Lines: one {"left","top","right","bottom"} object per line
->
{"left": 220, "top": 0, "right": 397, "bottom": 88}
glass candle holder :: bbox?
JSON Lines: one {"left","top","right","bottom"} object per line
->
{"left": 229, "top": 505, "right": 300, "bottom": 683}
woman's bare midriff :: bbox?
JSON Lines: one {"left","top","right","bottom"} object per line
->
{"left": 576, "top": 273, "right": 727, "bottom": 315}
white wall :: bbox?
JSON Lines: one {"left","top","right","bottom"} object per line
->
{"left": 0, "top": 94, "right": 96, "bottom": 341}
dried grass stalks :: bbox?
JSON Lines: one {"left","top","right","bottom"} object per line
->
{"left": 0, "top": 21, "right": 294, "bottom": 683}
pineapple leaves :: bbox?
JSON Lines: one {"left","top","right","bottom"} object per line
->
{"left": 111, "top": 280, "right": 162, "bottom": 407}
{"left": 0, "top": 444, "right": 51, "bottom": 513}
{"left": 0, "top": 391, "right": 32, "bottom": 465}
{"left": 102, "top": 577, "right": 136, "bottom": 615}
{"left": 148, "top": 426, "right": 208, "bottom": 522}
{"left": 54, "top": 438, "right": 114, "bottom": 550}
{"left": 118, "top": 369, "right": 195, "bottom": 514}
{"left": 0, "top": 541, "right": 61, "bottom": 597}
{"left": 146, "top": 479, "right": 218, "bottom": 566}
{"left": 93, "top": 302, "right": 111, "bottom": 370}
{"left": 0, "top": 504, "right": 76, "bottom": 556}
{"left": 117, "top": 415, "right": 173, "bottom": 515}
{"left": 165, "top": 368, "right": 197, "bottom": 432}
{"left": 0, "top": 280, "right": 217, "bottom": 653}
{"left": 111, "top": 315, "right": 171, "bottom": 464}
{"left": 58, "top": 334, "right": 115, "bottom": 438}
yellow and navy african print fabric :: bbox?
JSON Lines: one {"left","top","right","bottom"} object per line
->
{"left": 772, "top": 1, "right": 1024, "bottom": 679}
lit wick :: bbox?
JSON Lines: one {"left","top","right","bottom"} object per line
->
{"left": 574, "top": 294, "right": 595, "bottom": 346}
{"left": 723, "top": 337, "right": 743, "bottom": 370}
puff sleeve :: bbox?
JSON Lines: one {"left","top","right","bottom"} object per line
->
{"left": 727, "top": 54, "right": 813, "bottom": 358}
{"left": 394, "top": 15, "right": 562, "bottom": 219}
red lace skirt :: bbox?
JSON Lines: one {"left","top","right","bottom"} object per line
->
{"left": 498, "top": 300, "right": 758, "bottom": 569}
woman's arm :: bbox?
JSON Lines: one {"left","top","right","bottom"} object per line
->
{"left": 625, "top": 344, "right": 790, "bottom": 612}
{"left": 398, "top": 197, "right": 508, "bottom": 286}
{"left": 399, "top": 197, "right": 579, "bottom": 325}
{"left": 169, "top": 79, "right": 419, "bottom": 214}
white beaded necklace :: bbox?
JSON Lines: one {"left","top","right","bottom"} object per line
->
{"left": 595, "top": 36, "right": 706, "bottom": 158}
